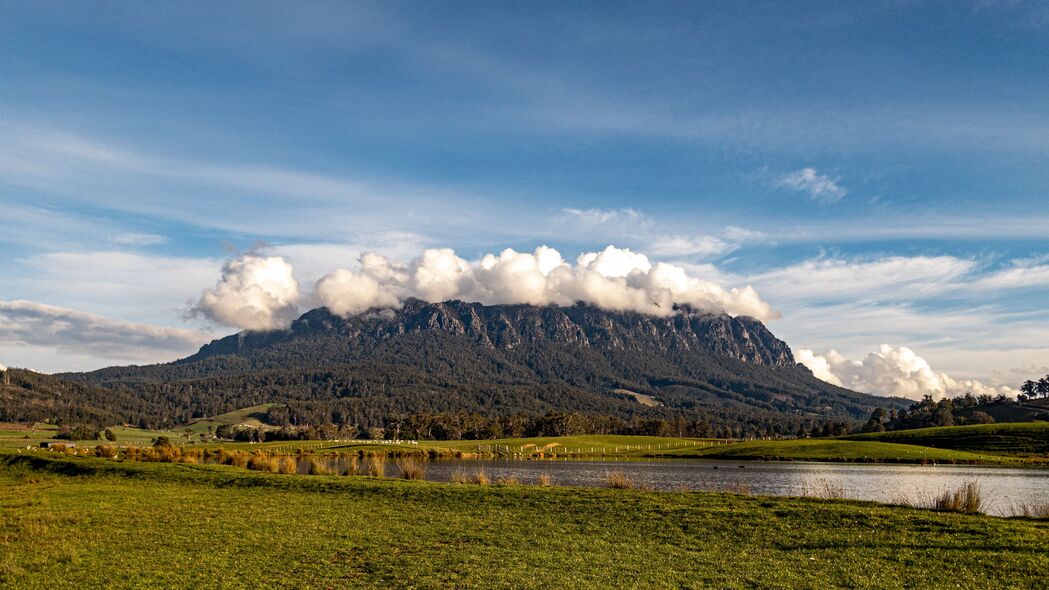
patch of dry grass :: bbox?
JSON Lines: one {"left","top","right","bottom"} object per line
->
{"left": 605, "top": 471, "right": 635, "bottom": 489}
{"left": 396, "top": 456, "right": 427, "bottom": 480}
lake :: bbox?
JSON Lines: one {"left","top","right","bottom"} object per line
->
{"left": 420, "top": 458, "right": 1049, "bottom": 516}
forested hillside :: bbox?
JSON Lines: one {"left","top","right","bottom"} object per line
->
{"left": 49, "top": 301, "right": 906, "bottom": 436}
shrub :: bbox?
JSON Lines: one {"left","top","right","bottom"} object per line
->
{"left": 103, "top": 429, "right": 117, "bottom": 442}
{"left": 94, "top": 445, "right": 117, "bottom": 459}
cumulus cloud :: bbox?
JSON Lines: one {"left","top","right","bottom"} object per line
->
{"left": 191, "top": 254, "right": 300, "bottom": 330}
{"left": 0, "top": 299, "right": 209, "bottom": 361}
{"left": 779, "top": 167, "right": 847, "bottom": 203}
{"left": 315, "top": 245, "right": 777, "bottom": 321}
{"left": 797, "top": 344, "right": 1017, "bottom": 400}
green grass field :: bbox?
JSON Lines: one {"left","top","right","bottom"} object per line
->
{"left": 183, "top": 404, "right": 278, "bottom": 435}
{"left": 846, "top": 422, "right": 1049, "bottom": 456}
{"left": 1, "top": 452, "right": 1046, "bottom": 589}
{"left": 0, "top": 423, "right": 184, "bottom": 450}
{"left": 5, "top": 421, "right": 1048, "bottom": 465}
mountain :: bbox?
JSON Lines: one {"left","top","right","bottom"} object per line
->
{"left": 61, "top": 299, "right": 907, "bottom": 435}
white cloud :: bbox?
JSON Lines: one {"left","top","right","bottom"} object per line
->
{"left": 0, "top": 299, "right": 209, "bottom": 363}
{"left": 779, "top": 167, "right": 847, "bottom": 203}
{"left": 748, "top": 255, "right": 978, "bottom": 303}
{"left": 797, "top": 344, "right": 1018, "bottom": 400}
{"left": 191, "top": 254, "right": 301, "bottom": 330}
{"left": 646, "top": 234, "right": 733, "bottom": 258}
{"left": 316, "top": 244, "right": 777, "bottom": 321}
{"left": 11, "top": 250, "right": 222, "bottom": 325}
{"left": 970, "top": 257, "right": 1049, "bottom": 290}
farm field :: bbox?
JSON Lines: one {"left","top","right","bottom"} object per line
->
{"left": 2, "top": 453, "right": 1047, "bottom": 589}
{"left": 5, "top": 421, "right": 1048, "bottom": 465}
{"left": 846, "top": 422, "right": 1049, "bottom": 457}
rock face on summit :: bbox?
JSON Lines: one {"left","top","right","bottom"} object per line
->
{"left": 188, "top": 299, "right": 795, "bottom": 368}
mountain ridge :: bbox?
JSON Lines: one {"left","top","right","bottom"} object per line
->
{"left": 184, "top": 298, "right": 796, "bottom": 368}
{"left": 55, "top": 300, "right": 907, "bottom": 435}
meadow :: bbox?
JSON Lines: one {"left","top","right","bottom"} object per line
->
{"left": 6, "top": 421, "right": 1049, "bottom": 465}
{"left": 846, "top": 422, "right": 1049, "bottom": 457}
{"left": 1, "top": 452, "right": 1047, "bottom": 589}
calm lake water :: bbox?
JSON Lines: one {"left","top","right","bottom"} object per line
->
{"left": 420, "top": 458, "right": 1049, "bottom": 516}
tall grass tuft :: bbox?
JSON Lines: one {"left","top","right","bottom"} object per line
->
{"left": 894, "top": 481, "right": 985, "bottom": 514}
{"left": 396, "top": 456, "right": 427, "bottom": 480}
{"left": 496, "top": 475, "right": 519, "bottom": 486}
{"left": 934, "top": 481, "right": 984, "bottom": 514}
{"left": 308, "top": 457, "right": 333, "bottom": 476}
{"left": 365, "top": 454, "right": 387, "bottom": 478}
{"left": 605, "top": 471, "right": 635, "bottom": 489}
{"left": 804, "top": 478, "right": 846, "bottom": 500}
{"left": 470, "top": 468, "right": 490, "bottom": 485}
{"left": 278, "top": 456, "right": 298, "bottom": 475}
{"left": 536, "top": 473, "right": 553, "bottom": 487}
{"left": 248, "top": 454, "right": 278, "bottom": 473}
{"left": 450, "top": 468, "right": 469, "bottom": 484}
{"left": 340, "top": 454, "right": 359, "bottom": 476}
{"left": 1010, "top": 502, "right": 1049, "bottom": 518}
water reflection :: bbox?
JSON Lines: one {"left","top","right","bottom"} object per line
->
{"left": 421, "top": 458, "right": 1049, "bottom": 516}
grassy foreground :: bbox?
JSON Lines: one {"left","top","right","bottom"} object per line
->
{"left": 2, "top": 453, "right": 1047, "bottom": 589}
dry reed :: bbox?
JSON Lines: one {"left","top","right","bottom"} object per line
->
{"left": 605, "top": 471, "right": 635, "bottom": 489}
{"left": 396, "top": 456, "right": 427, "bottom": 480}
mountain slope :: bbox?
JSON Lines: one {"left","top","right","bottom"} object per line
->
{"left": 0, "top": 368, "right": 161, "bottom": 427}
{"left": 64, "top": 300, "right": 906, "bottom": 433}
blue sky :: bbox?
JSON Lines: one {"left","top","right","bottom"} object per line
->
{"left": 0, "top": 1, "right": 1046, "bottom": 397}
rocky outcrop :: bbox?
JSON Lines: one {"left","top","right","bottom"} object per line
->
{"left": 187, "top": 299, "right": 795, "bottom": 368}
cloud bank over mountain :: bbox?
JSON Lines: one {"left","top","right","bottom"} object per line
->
{"left": 192, "top": 255, "right": 300, "bottom": 331}
{"left": 796, "top": 345, "right": 1018, "bottom": 400}
{"left": 193, "top": 245, "right": 776, "bottom": 331}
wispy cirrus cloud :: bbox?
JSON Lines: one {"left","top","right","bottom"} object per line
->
{"left": 778, "top": 168, "right": 847, "bottom": 203}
